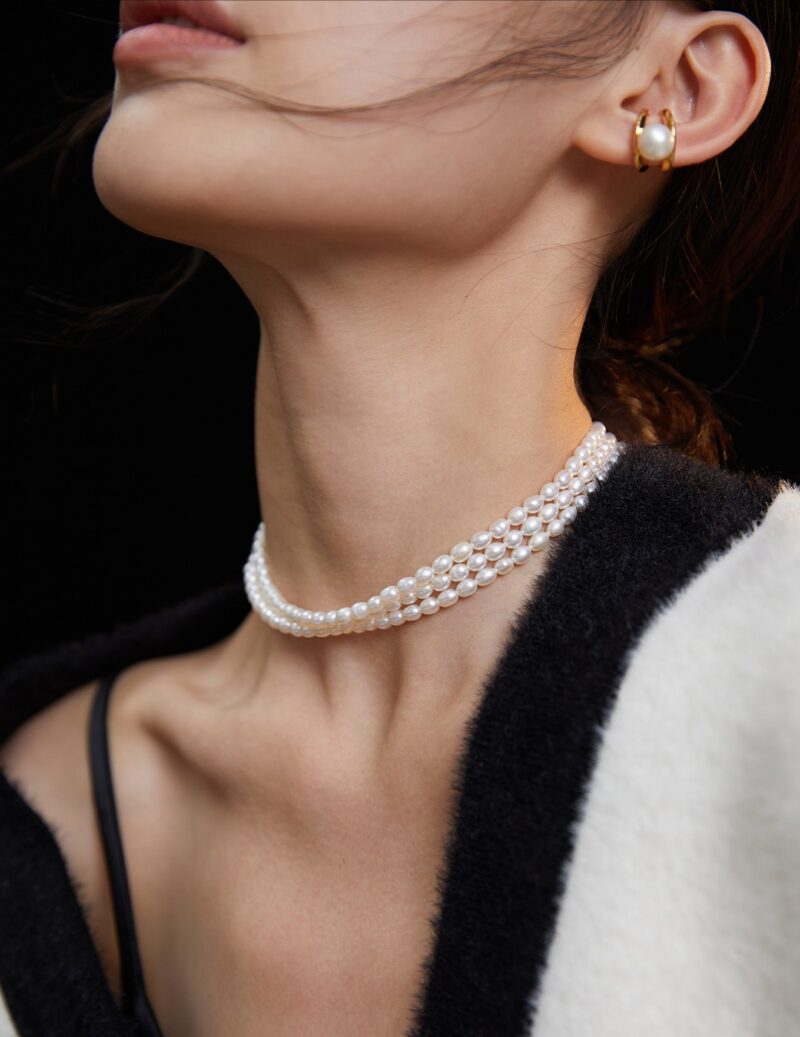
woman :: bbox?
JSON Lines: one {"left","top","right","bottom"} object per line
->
{"left": 1, "top": 1, "right": 799, "bottom": 1035}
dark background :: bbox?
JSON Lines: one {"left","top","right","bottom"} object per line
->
{"left": 3, "top": 1, "right": 799, "bottom": 669}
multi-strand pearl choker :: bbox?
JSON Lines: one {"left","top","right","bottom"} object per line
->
{"left": 244, "top": 421, "right": 622, "bottom": 637}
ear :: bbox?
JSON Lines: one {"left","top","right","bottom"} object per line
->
{"left": 572, "top": 6, "right": 771, "bottom": 170}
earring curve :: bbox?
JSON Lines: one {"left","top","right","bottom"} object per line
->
{"left": 632, "top": 108, "right": 676, "bottom": 172}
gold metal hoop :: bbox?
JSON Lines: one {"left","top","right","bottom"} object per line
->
{"left": 632, "top": 108, "right": 676, "bottom": 173}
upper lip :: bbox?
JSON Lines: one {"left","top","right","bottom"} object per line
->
{"left": 118, "top": 0, "right": 246, "bottom": 41}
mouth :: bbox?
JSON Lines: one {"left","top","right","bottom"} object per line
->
{"left": 118, "top": 0, "right": 246, "bottom": 43}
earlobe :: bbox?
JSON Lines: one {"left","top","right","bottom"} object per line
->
{"left": 571, "top": 9, "right": 771, "bottom": 173}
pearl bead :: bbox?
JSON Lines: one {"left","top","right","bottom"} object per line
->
{"left": 530, "top": 530, "right": 549, "bottom": 551}
{"left": 397, "top": 576, "right": 417, "bottom": 595}
{"left": 467, "top": 553, "right": 487, "bottom": 571}
{"left": 438, "top": 588, "right": 459, "bottom": 608}
{"left": 522, "top": 516, "right": 542, "bottom": 536}
{"left": 450, "top": 563, "right": 470, "bottom": 582}
{"left": 451, "top": 542, "right": 472, "bottom": 563}
{"left": 403, "top": 604, "right": 422, "bottom": 621}
{"left": 524, "top": 495, "right": 544, "bottom": 513}
{"left": 433, "top": 554, "right": 453, "bottom": 573}
{"left": 419, "top": 596, "right": 439, "bottom": 614}
{"left": 431, "top": 573, "right": 451, "bottom": 591}
{"left": 475, "top": 566, "right": 497, "bottom": 586}
{"left": 541, "top": 503, "right": 558, "bottom": 522}
{"left": 457, "top": 578, "right": 478, "bottom": 597}
{"left": 548, "top": 518, "right": 565, "bottom": 537}
{"left": 506, "top": 507, "right": 526, "bottom": 525}
{"left": 638, "top": 121, "right": 673, "bottom": 162}
{"left": 352, "top": 601, "right": 369, "bottom": 620}
{"left": 541, "top": 482, "right": 558, "bottom": 500}
{"left": 470, "top": 531, "right": 492, "bottom": 550}
{"left": 380, "top": 585, "right": 400, "bottom": 608}
{"left": 415, "top": 566, "right": 434, "bottom": 585}
{"left": 485, "top": 542, "right": 506, "bottom": 561}
{"left": 495, "top": 557, "right": 515, "bottom": 575}
{"left": 511, "top": 545, "right": 531, "bottom": 565}
{"left": 491, "top": 518, "right": 510, "bottom": 537}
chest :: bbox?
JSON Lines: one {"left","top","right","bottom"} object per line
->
{"left": 105, "top": 736, "right": 463, "bottom": 1037}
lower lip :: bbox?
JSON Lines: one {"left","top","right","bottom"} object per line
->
{"left": 113, "top": 23, "right": 244, "bottom": 66}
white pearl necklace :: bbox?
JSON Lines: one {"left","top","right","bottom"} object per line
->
{"left": 244, "top": 421, "right": 622, "bottom": 637}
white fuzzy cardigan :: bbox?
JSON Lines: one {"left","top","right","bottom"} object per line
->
{"left": 1, "top": 442, "right": 798, "bottom": 1037}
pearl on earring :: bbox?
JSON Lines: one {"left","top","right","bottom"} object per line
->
{"left": 633, "top": 108, "right": 676, "bottom": 172}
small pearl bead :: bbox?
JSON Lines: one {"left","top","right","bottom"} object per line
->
{"left": 471, "top": 531, "right": 492, "bottom": 550}
{"left": 562, "top": 505, "right": 578, "bottom": 524}
{"left": 574, "top": 493, "right": 588, "bottom": 510}
{"left": 530, "top": 530, "right": 549, "bottom": 551}
{"left": 352, "top": 601, "right": 369, "bottom": 620}
{"left": 548, "top": 518, "right": 565, "bottom": 537}
{"left": 485, "top": 542, "right": 506, "bottom": 561}
{"left": 380, "top": 586, "right": 400, "bottom": 608}
{"left": 475, "top": 566, "right": 497, "bottom": 587}
{"left": 438, "top": 589, "right": 459, "bottom": 608}
{"left": 467, "top": 553, "right": 487, "bottom": 571}
{"left": 450, "top": 563, "right": 470, "bottom": 582}
{"left": 512, "top": 545, "right": 531, "bottom": 565}
{"left": 555, "top": 469, "right": 572, "bottom": 487}
{"left": 325, "top": 610, "right": 338, "bottom": 625}
{"left": 419, "top": 596, "right": 439, "bottom": 615}
{"left": 524, "top": 495, "right": 544, "bottom": 513}
{"left": 403, "top": 604, "right": 422, "bottom": 621}
{"left": 415, "top": 583, "right": 433, "bottom": 599}
{"left": 399, "top": 590, "right": 418, "bottom": 605}
{"left": 495, "top": 557, "right": 514, "bottom": 575}
{"left": 504, "top": 530, "right": 523, "bottom": 548}
{"left": 506, "top": 507, "right": 526, "bottom": 525}
{"left": 415, "top": 566, "right": 434, "bottom": 585}
{"left": 451, "top": 542, "right": 472, "bottom": 563}
{"left": 368, "top": 596, "right": 384, "bottom": 614}
{"left": 397, "top": 576, "right": 417, "bottom": 595}
{"left": 431, "top": 573, "right": 451, "bottom": 591}
{"left": 388, "top": 610, "right": 405, "bottom": 626}
{"left": 638, "top": 121, "right": 673, "bottom": 162}
{"left": 491, "top": 519, "right": 510, "bottom": 537}
{"left": 522, "top": 516, "right": 542, "bottom": 536}
{"left": 457, "top": 578, "right": 478, "bottom": 597}
{"left": 433, "top": 554, "right": 453, "bottom": 573}
{"left": 556, "top": 489, "right": 573, "bottom": 508}
{"left": 541, "top": 482, "right": 558, "bottom": 500}
{"left": 541, "top": 503, "right": 558, "bottom": 522}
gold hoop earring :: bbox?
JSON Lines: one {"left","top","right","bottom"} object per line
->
{"left": 632, "top": 108, "right": 676, "bottom": 172}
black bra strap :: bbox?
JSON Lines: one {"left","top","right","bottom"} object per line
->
{"left": 88, "top": 672, "right": 165, "bottom": 1037}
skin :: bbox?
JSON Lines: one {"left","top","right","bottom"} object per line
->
{"left": 1, "top": 2, "right": 770, "bottom": 1035}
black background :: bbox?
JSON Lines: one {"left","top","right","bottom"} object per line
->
{"left": 3, "top": 1, "right": 798, "bottom": 668}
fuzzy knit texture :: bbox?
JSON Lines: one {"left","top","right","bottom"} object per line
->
{"left": 0, "top": 440, "right": 796, "bottom": 1037}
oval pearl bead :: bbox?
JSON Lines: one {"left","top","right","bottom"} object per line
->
{"left": 397, "top": 576, "right": 417, "bottom": 595}
{"left": 431, "top": 573, "right": 451, "bottom": 591}
{"left": 522, "top": 516, "right": 542, "bottom": 536}
{"left": 495, "top": 556, "right": 514, "bottom": 575}
{"left": 352, "top": 601, "right": 369, "bottom": 620}
{"left": 574, "top": 493, "right": 589, "bottom": 510}
{"left": 403, "top": 604, "right": 422, "bottom": 621}
{"left": 467, "top": 553, "right": 487, "bottom": 571}
{"left": 556, "top": 489, "right": 573, "bottom": 508}
{"left": 399, "top": 590, "right": 418, "bottom": 605}
{"left": 511, "top": 545, "right": 531, "bottom": 565}
{"left": 451, "top": 542, "right": 472, "bottom": 563}
{"left": 638, "top": 121, "right": 673, "bottom": 161}
{"left": 457, "top": 578, "right": 478, "bottom": 597}
{"left": 541, "top": 503, "right": 559, "bottom": 522}
{"left": 415, "top": 566, "right": 434, "bottom": 585}
{"left": 490, "top": 519, "right": 510, "bottom": 537}
{"left": 524, "top": 495, "right": 544, "bottom": 513}
{"left": 506, "top": 507, "right": 526, "bottom": 525}
{"left": 503, "top": 530, "right": 523, "bottom": 548}
{"left": 388, "top": 610, "right": 405, "bottom": 625}
{"left": 555, "top": 469, "right": 572, "bottom": 487}
{"left": 471, "top": 531, "right": 492, "bottom": 550}
{"left": 419, "top": 596, "right": 440, "bottom": 614}
{"left": 562, "top": 505, "right": 578, "bottom": 524}
{"left": 548, "top": 518, "right": 565, "bottom": 537}
{"left": 485, "top": 542, "right": 506, "bottom": 561}
{"left": 541, "top": 482, "right": 558, "bottom": 500}
{"left": 450, "top": 563, "right": 470, "bottom": 582}
{"left": 530, "top": 530, "right": 549, "bottom": 551}
{"left": 367, "top": 596, "right": 383, "bottom": 613}
{"left": 433, "top": 554, "right": 453, "bottom": 573}
{"left": 475, "top": 566, "right": 497, "bottom": 586}
{"left": 438, "top": 588, "right": 459, "bottom": 608}
{"left": 380, "top": 585, "right": 400, "bottom": 607}
{"left": 415, "top": 583, "right": 433, "bottom": 599}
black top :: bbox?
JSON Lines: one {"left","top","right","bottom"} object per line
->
{"left": 88, "top": 672, "right": 165, "bottom": 1037}
{"left": 0, "top": 441, "right": 782, "bottom": 1037}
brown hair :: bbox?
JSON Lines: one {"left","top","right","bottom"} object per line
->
{"left": 7, "top": 0, "right": 800, "bottom": 465}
